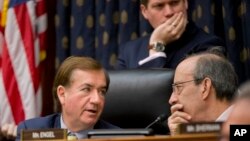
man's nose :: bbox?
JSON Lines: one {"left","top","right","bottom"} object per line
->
{"left": 169, "top": 92, "right": 178, "bottom": 105}
{"left": 90, "top": 90, "right": 102, "bottom": 103}
{"left": 163, "top": 5, "right": 175, "bottom": 17}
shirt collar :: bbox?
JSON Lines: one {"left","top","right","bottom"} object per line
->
{"left": 216, "top": 105, "right": 234, "bottom": 122}
{"left": 60, "top": 115, "right": 93, "bottom": 139}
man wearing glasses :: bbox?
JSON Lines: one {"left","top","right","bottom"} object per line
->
{"left": 167, "top": 52, "right": 238, "bottom": 135}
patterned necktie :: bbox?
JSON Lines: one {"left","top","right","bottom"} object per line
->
{"left": 67, "top": 132, "right": 78, "bottom": 140}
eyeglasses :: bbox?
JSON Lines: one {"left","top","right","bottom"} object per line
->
{"left": 172, "top": 79, "right": 201, "bottom": 95}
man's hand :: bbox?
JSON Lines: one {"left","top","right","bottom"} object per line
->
{"left": 149, "top": 12, "right": 187, "bottom": 50}
{"left": 168, "top": 104, "right": 191, "bottom": 135}
{"left": 1, "top": 123, "right": 17, "bottom": 139}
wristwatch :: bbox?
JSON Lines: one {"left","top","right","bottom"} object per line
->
{"left": 148, "top": 41, "right": 165, "bottom": 52}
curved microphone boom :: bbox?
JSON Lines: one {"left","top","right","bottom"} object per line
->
{"left": 145, "top": 114, "right": 168, "bottom": 129}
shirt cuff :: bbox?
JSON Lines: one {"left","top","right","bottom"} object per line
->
{"left": 138, "top": 52, "right": 167, "bottom": 65}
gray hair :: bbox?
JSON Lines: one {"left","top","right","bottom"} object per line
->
{"left": 190, "top": 53, "right": 238, "bottom": 101}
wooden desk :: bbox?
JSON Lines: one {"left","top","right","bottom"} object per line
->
{"left": 21, "top": 133, "right": 219, "bottom": 141}
{"left": 83, "top": 133, "right": 219, "bottom": 141}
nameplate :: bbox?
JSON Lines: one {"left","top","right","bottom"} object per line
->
{"left": 21, "top": 128, "right": 67, "bottom": 141}
{"left": 176, "top": 122, "right": 222, "bottom": 134}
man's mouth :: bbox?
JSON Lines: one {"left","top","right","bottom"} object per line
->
{"left": 86, "top": 109, "right": 97, "bottom": 114}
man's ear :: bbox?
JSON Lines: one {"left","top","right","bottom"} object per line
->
{"left": 201, "top": 77, "right": 212, "bottom": 100}
{"left": 140, "top": 4, "right": 149, "bottom": 20}
{"left": 57, "top": 85, "right": 66, "bottom": 105}
{"left": 184, "top": 0, "right": 188, "bottom": 10}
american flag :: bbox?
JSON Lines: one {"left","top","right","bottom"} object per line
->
{"left": 0, "top": 0, "right": 47, "bottom": 125}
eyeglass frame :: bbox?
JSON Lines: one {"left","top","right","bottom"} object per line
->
{"left": 172, "top": 78, "right": 203, "bottom": 95}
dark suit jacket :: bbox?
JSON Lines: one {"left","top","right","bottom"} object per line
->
{"left": 16, "top": 113, "right": 119, "bottom": 140}
{"left": 115, "top": 21, "right": 225, "bottom": 69}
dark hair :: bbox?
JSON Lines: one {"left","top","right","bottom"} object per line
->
{"left": 53, "top": 56, "right": 109, "bottom": 111}
{"left": 188, "top": 53, "right": 238, "bottom": 101}
{"left": 140, "top": 0, "right": 148, "bottom": 6}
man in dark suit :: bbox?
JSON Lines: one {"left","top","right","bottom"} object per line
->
{"left": 16, "top": 56, "right": 119, "bottom": 140}
{"left": 168, "top": 52, "right": 238, "bottom": 135}
{"left": 115, "top": 0, "right": 225, "bottom": 69}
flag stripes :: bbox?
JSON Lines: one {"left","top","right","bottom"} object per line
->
{"left": 0, "top": 0, "right": 47, "bottom": 125}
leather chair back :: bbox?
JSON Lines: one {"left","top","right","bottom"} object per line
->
{"left": 101, "top": 69, "right": 174, "bottom": 134}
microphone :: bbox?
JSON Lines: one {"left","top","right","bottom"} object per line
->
{"left": 145, "top": 114, "right": 168, "bottom": 129}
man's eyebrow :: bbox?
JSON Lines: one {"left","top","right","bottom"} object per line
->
{"left": 79, "top": 83, "right": 93, "bottom": 88}
{"left": 80, "top": 83, "right": 108, "bottom": 89}
{"left": 100, "top": 85, "right": 108, "bottom": 90}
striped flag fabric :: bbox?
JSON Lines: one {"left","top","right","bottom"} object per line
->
{"left": 0, "top": 0, "right": 47, "bottom": 126}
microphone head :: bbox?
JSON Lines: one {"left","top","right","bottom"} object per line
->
{"left": 157, "top": 114, "right": 168, "bottom": 122}
{"left": 145, "top": 113, "right": 168, "bottom": 129}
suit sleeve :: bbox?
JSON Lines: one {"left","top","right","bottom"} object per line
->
{"left": 115, "top": 45, "right": 127, "bottom": 70}
{"left": 15, "top": 121, "right": 27, "bottom": 141}
{"left": 139, "top": 56, "right": 167, "bottom": 68}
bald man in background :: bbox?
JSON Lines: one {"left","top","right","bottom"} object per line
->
{"left": 220, "top": 81, "right": 250, "bottom": 141}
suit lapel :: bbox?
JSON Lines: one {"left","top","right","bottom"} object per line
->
{"left": 54, "top": 113, "right": 61, "bottom": 128}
